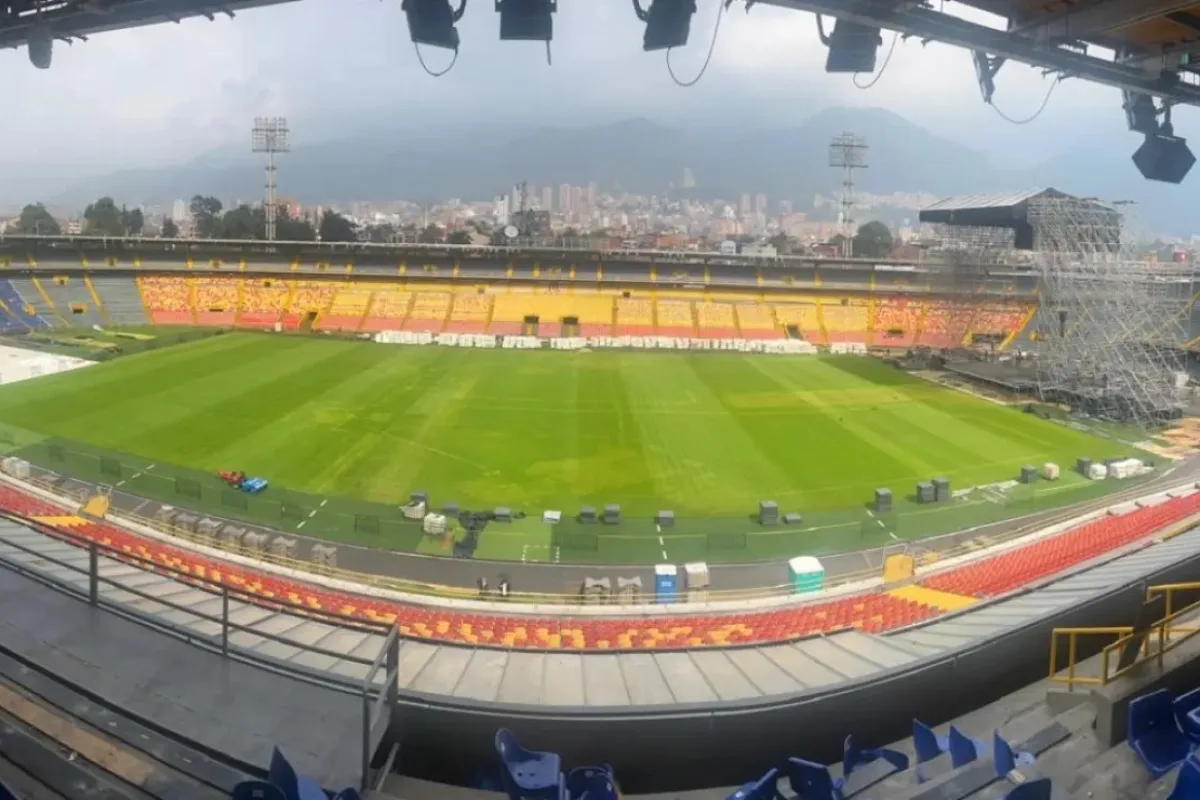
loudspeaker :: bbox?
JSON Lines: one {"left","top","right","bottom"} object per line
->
{"left": 825, "top": 21, "right": 882, "bottom": 73}
{"left": 1133, "top": 134, "right": 1196, "bottom": 184}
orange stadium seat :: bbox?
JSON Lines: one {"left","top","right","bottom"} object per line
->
{"left": 873, "top": 297, "right": 921, "bottom": 346}
{"left": 694, "top": 301, "right": 738, "bottom": 339}
{"left": 1, "top": 480, "right": 1193, "bottom": 652}
{"left": 821, "top": 298, "right": 868, "bottom": 344}
{"left": 734, "top": 303, "right": 782, "bottom": 340}
{"left": 139, "top": 276, "right": 193, "bottom": 325}
{"left": 360, "top": 290, "right": 412, "bottom": 333}
{"left": 239, "top": 278, "right": 290, "bottom": 327}
{"left": 193, "top": 277, "right": 239, "bottom": 326}
{"left": 444, "top": 292, "right": 494, "bottom": 334}
{"left": 614, "top": 297, "right": 654, "bottom": 337}
{"left": 404, "top": 290, "right": 452, "bottom": 333}
{"left": 655, "top": 299, "right": 695, "bottom": 337}
{"left": 772, "top": 300, "right": 821, "bottom": 343}
{"left": 285, "top": 280, "right": 338, "bottom": 329}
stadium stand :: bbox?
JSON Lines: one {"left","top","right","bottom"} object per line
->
{"left": 362, "top": 289, "right": 412, "bottom": 333}
{"left": 821, "top": 297, "right": 869, "bottom": 344}
{"left": 286, "top": 280, "right": 338, "bottom": 330}
{"left": 40, "top": 274, "right": 105, "bottom": 326}
{"left": 318, "top": 285, "right": 375, "bottom": 332}
{"left": 695, "top": 301, "right": 738, "bottom": 338}
{"left": 240, "top": 278, "right": 290, "bottom": 327}
{"left": 733, "top": 302, "right": 780, "bottom": 339}
{"left": 656, "top": 298, "right": 696, "bottom": 337}
{"left": 192, "top": 277, "right": 238, "bottom": 326}
{"left": 614, "top": 296, "right": 655, "bottom": 337}
{"left": 874, "top": 297, "right": 922, "bottom": 347}
{"left": 773, "top": 300, "right": 822, "bottom": 342}
{"left": 8, "top": 277, "right": 63, "bottom": 325}
{"left": 89, "top": 276, "right": 148, "bottom": 325}
{"left": 139, "top": 276, "right": 194, "bottom": 325}
{"left": 0, "top": 281, "right": 39, "bottom": 330}
{"left": 445, "top": 291, "right": 494, "bottom": 334}
{"left": 404, "top": 289, "right": 452, "bottom": 333}
{"left": 0, "top": 478, "right": 1195, "bottom": 652}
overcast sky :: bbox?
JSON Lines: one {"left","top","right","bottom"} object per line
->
{"left": 0, "top": 0, "right": 1171, "bottom": 181}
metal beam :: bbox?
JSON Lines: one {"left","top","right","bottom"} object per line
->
{"left": 1015, "top": 0, "right": 1200, "bottom": 44}
{"left": 760, "top": 0, "right": 1200, "bottom": 105}
{"left": 0, "top": 0, "right": 293, "bottom": 48}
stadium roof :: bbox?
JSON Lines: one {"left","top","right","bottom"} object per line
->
{"left": 763, "top": 0, "right": 1200, "bottom": 106}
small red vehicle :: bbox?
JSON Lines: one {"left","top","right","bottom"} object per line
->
{"left": 216, "top": 470, "right": 246, "bottom": 488}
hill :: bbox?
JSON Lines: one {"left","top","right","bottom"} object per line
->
{"left": 53, "top": 107, "right": 1200, "bottom": 235}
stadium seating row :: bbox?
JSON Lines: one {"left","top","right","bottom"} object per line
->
{"left": 0, "top": 482, "right": 1192, "bottom": 651}
{"left": 129, "top": 276, "right": 1034, "bottom": 347}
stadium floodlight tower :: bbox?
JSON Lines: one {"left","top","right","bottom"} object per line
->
{"left": 1027, "top": 196, "right": 1191, "bottom": 429}
{"left": 251, "top": 117, "right": 290, "bottom": 241}
{"left": 829, "top": 132, "right": 867, "bottom": 259}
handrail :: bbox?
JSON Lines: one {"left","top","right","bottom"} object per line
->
{"left": 1048, "top": 592, "right": 1200, "bottom": 689}
{"left": 9, "top": 471, "right": 1109, "bottom": 609}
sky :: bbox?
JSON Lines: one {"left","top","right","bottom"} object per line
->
{"left": 0, "top": 0, "right": 1174, "bottom": 192}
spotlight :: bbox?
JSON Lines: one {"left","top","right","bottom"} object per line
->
{"left": 825, "top": 19, "right": 881, "bottom": 73}
{"left": 634, "top": 0, "right": 696, "bottom": 52}
{"left": 402, "top": 0, "right": 465, "bottom": 50}
{"left": 27, "top": 27, "right": 52, "bottom": 70}
{"left": 496, "top": 0, "right": 555, "bottom": 42}
{"left": 1133, "top": 132, "right": 1195, "bottom": 184}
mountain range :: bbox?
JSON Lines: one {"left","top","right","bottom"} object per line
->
{"left": 47, "top": 106, "right": 1200, "bottom": 236}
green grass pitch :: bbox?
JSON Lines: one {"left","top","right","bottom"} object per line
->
{"left": 0, "top": 332, "right": 1133, "bottom": 564}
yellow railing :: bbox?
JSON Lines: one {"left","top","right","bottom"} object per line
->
{"left": 6, "top": 471, "right": 1155, "bottom": 610}
{"left": 1048, "top": 591, "right": 1200, "bottom": 689}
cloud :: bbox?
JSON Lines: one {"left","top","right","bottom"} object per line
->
{"left": 0, "top": 0, "right": 1130, "bottom": 176}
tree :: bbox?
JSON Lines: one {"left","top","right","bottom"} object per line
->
{"left": 852, "top": 220, "right": 893, "bottom": 259}
{"left": 122, "top": 207, "right": 144, "bottom": 236}
{"left": 418, "top": 224, "right": 443, "bottom": 244}
{"left": 13, "top": 203, "right": 60, "bottom": 235}
{"left": 318, "top": 210, "right": 357, "bottom": 242}
{"left": 83, "top": 197, "right": 125, "bottom": 237}
{"left": 767, "top": 232, "right": 793, "bottom": 255}
{"left": 363, "top": 224, "right": 397, "bottom": 244}
{"left": 161, "top": 218, "right": 180, "bottom": 238}
{"left": 220, "top": 205, "right": 260, "bottom": 240}
{"left": 447, "top": 230, "right": 472, "bottom": 246}
{"left": 276, "top": 208, "right": 316, "bottom": 242}
{"left": 189, "top": 195, "right": 224, "bottom": 238}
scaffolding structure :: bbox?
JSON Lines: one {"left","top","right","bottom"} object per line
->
{"left": 1026, "top": 197, "right": 1190, "bottom": 426}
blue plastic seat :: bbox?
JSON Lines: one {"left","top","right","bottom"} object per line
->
{"left": 726, "top": 767, "right": 781, "bottom": 800}
{"left": 564, "top": 766, "right": 618, "bottom": 800}
{"left": 267, "top": 748, "right": 327, "bottom": 800}
{"left": 1130, "top": 689, "right": 1193, "bottom": 778}
{"left": 232, "top": 781, "right": 287, "bottom": 800}
{"left": 495, "top": 728, "right": 563, "bottom": 800}
{"left": 786, "top": 757, "right": 845, "bottom": 800}
{"left": 1003, "top": 778, "right": 1052, "bottom": 800}
{"left": 947, "top": 726, "right": 989, "bottom": 769}
{"left": 993, "top": 731, "right": 1036, "bottom": 777}
{"left": 843, "top": 733, "right": 909, "bottom": 776}
{"left": 1168, "top": 754, "right": 1200, "bottom": 800}
{"left": 1177, "top": 688, "right": 1200, "bottom": 744}
{"left": 913, "top": 719, "right": 951, "bottom": 782}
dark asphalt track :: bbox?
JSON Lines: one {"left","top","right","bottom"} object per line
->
{"left": 25, "top": 457, "right": 1200, "bottom": 595}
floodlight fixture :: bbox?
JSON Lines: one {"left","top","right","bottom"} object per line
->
{"left": 27, "top": 26, "right": 51, "bottom": 69}
{"left": 634, "top": 0, "right": 696, "bottom": 52}
{"left": 825, "top": 19, "right": 882, "bottom": 73}
{"left": 496, "top": 0, "right": 555, "bottom": 42}
{"left": 403, "top": 0, "right": 465, "bottom": 50}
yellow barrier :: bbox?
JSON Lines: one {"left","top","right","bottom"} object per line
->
{"left": 1048, "top": 592, "right": 1200, "bottom": 689}
{"left": 14, "top": 472, "right": 1124, "bottom": 608}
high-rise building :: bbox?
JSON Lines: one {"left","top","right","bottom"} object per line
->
{"left": 754, "top": 193, "right": 768, "bottom": 215}
{"left": 172, "top": 199, "right": 186, "bottom": 222}
{"left": 572, "top": 186, "right": 585, "bottom": 215}
{"left": 779, "top": 199, "right": 793, "bottom": 215}
{"left": 541, "top": 186, "right": 553, "bottom": 212}
{"left": 587, "top": 182, "right": 597, "bottom": 209}
{"left": 739, "top": 193, "right": 751, "bottom": 218}
{"left": 682, "top": 167, "right": 696, "bottom": 189}
{"left": 559, "top": 184, "right": 572, "bottom": 213}
{"left": 496, "top": 196, "right": 510, "bottom": 227}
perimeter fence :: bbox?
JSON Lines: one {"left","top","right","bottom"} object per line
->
{"left": 0, "top": 420, "right": 1157, "bottom": 570}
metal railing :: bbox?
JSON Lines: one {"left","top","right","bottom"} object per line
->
{"left": 0, "top": 515, "right": 399, "bottom": 789}
{"left": 1048, "top": 585, "right": 1200, "bottom": 689}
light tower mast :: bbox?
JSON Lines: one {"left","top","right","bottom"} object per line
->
{"left": 251, "top": 117, "right": 290, "bottom": 241}
{"left": 829, "top": 132, "right": 868, "bottom": 258}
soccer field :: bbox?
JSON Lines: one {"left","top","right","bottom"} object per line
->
{"left": 0, "top": 333, "right": 1131, "bottom": 563}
